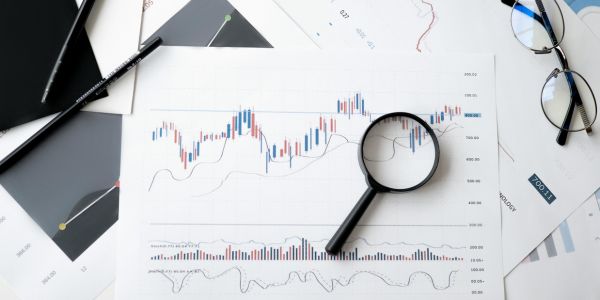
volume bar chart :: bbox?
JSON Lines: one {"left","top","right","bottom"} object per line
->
{"left": 150, "top": 238, "right": 464, "bottom": 262}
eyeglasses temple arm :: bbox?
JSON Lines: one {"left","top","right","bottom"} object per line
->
{"left": 534, "top": 0, "right": 561, "bottom": 46}
{"left": 556, "top": 102, "right": 574, "bottom": 145}
{"left": 553, "top": 70, "right": 592, "bottom": 145}
{"left": 555, "top": 49, "right": 592, "bottom": 144}
{"left": 568, "top": 74, "right": 593, "bottom": 134}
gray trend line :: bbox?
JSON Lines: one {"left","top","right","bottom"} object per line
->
{"left": 60, "top": 184, "right": 118, "bottom": 229}
{"left": 498, "top": 142, "right": 515, "bottom": 163}
{"left": 207, "top": 14, "right": 231, "bottom": 47}
{"left": 147, "top": 122, "right": 462, "bottom": 195}
{"left": 188, "top": 139, "right": 355, "bottom": 197}
{"left": 148, "top": 236, "right": 466, "bottom": 250}
{"left": 147, "top": 133, "right": 357, "bottom": 192}
{"left": 270, "top": 0, "right": 322, "bottom": 49}
{"left": 364, "top": 123, "right": 462, "bottom": 162}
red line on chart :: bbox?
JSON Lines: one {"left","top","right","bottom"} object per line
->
{"left": 416, "top": 0, "right": 436, "bottom": 53}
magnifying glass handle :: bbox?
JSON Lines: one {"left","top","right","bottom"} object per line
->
{"left": 325, "top": 187, "right": 377, "bottom": 255}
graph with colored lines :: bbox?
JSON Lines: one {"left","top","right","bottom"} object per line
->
{"left": 150, "top": 93, "right": 463, "bottom": 171}
{"left": 146, "top": 233, "right": 466, "bottom": 294}
{"left": 117, "top": 51, "right": 503, "bottom": 299}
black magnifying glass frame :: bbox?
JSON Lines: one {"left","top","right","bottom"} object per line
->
{"left": 325, "top": 112, "right": 440, "bottom": 255}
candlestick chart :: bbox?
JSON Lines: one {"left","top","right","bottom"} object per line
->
{"left": 147, "top": 92, "right": 465, "bottom": 194}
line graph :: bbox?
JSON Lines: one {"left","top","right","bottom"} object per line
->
{"left": 148, "top": 133, "right": 355, "bottom": 192}
{"left": 58, "top": 180, "right": 120, "bottom": 231}
{"left": 414, "top": 0, "right": 437, "bottom": 52}
{"left": 143, "top": 225, "right": 469, "bottom": 294}
{"left": 150, "top": 237, "right": 465, "bottom": 249}
{"left": 153, "top": 267, "right": 459, "bottom": 294}
{"left": 273, "top": 0, "right": 441, "bottom": 53}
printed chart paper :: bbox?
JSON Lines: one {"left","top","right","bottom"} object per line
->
{"left": 505, "top": 189, "right": 600, "bottom": 299}
{"left": 0, "top": 113, "right": 122, "bottom": 300}
{"left": 116, "top": 49, "right": 503, "bottom": 299}
{"left": 272, "top": 0, "right": 600, "bottom": 274}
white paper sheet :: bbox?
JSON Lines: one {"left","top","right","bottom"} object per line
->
{"left": 0, "top": 185, "right": 117, "bottom": 300}
{"left": 505, "top": 189, "right": 600, "bottom": 299}
{"left": 116, "top": 49, "right": 503, "bottom": 299}
{"left": 228, "top": 0, "right": 319, "bottom": 49}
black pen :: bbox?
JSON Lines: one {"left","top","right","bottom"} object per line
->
{"left": 41, "top": 0, "right": 97, "bottom": 103}
{"left": 0, "top": 37, "right": 163, "bottom": 174}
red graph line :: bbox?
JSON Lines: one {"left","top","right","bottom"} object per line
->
{"left": 416, "top": 0, "right": 436, "bottom": 53}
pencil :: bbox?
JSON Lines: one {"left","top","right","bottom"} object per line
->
{"left": 41, "top": 0, "right": 97, "bottom": 104}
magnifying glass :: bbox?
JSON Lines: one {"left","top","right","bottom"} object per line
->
{"left": 325, "top": 112, "right": 440, "bottom": 255}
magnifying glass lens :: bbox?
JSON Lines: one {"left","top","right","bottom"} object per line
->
{"left": 362, "top": 115, "right": 437, "bottom": 190}
{"left": 326, "top": 113, "right": 439, "bottom": 255}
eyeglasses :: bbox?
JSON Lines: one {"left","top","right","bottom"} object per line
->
{"left": 503, "top": 0, "right": 597, "bottom": 145}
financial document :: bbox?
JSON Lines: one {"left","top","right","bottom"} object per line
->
{"left": 116, "top": 49, "right": 503, "bottom": 299}
{"left": 505, "top": 188, "right": 600, "bottom": 299}
{"left": 0, "top": 113, "right": 122, "bottom": 300}
{"left": 271, "top": 0, "right": 600, "bottom": 274}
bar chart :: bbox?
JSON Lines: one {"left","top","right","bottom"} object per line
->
{"left": 506, "top": 187, "right": 600, "bottom": 299}
{"left": 149, "top": 237, "right": 464, "bottom": 262}
{"left": 524, "top": 220, "right": 575, "bottom": 262}
{"left": 524, "top": 187, "right": 600, "bottom": 264}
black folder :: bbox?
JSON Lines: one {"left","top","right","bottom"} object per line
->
{"left": 0, "top": 0, "right": 107, "bottom": 130}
